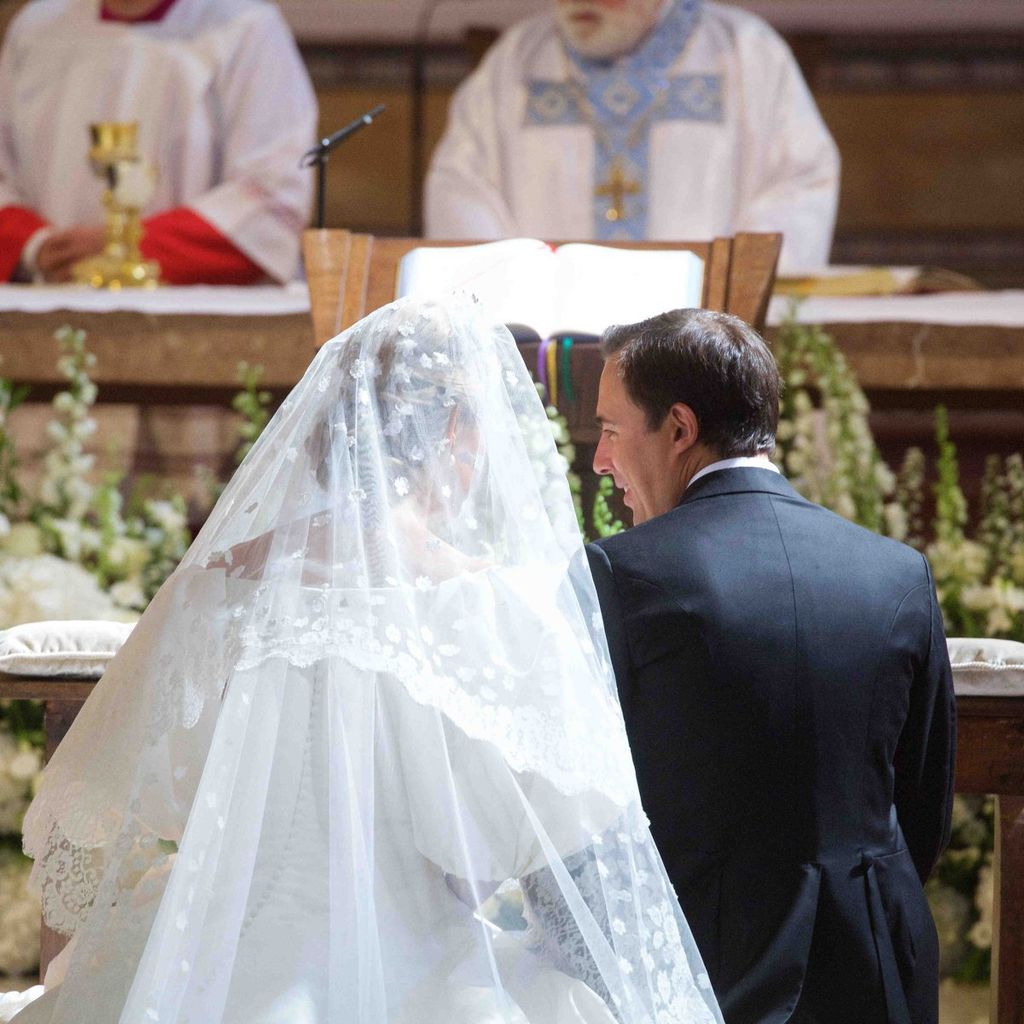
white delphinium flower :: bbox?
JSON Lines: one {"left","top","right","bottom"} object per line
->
{"left": 833, "top": 492, "right": 857, "bottom": 523}
{"left": 961, "top": 579, "right": 1024, "bottom": 638}
{"left": 926, "top": 539, "right": 988, "bottom": 596}
{"left": 882, "top": 502, "right": 908, "bottom": 543}
{"left": 0, "top": 849, "right": 42, "bottom": 977}
{"left": 145, "top": 500, "right": 187, "bottom": 535}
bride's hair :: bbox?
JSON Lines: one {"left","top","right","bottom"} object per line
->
{"left": 306, "top": 302, "right": 476, "bottom": 497}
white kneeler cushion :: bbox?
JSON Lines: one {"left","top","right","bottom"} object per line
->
{"left": 0, "top": 620, "right": 135, "bottom": 679}
{"left": 948, "top": 637, "right": 1024, "bottom": 697}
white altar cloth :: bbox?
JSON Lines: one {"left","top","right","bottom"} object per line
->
{"left": 0, "top": 283, "right": 310, "bottom": 317}
{"left": 768, "top": 290, "right": 1024, "bottom": 329}
{"left": 4, "top": 282, "right": 1024, "bottom": 332}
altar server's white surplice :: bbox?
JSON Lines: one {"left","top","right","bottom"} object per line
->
{"left": 426, "top": 1, "right": 840, "bottom": 272}
{"left": 0, "top": 0, "right": 316, "bottom": 281}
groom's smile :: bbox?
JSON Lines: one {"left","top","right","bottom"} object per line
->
{"left": 594, "top": 354, "right": 695, "bottom": 525}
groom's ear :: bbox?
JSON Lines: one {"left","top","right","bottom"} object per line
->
{"left": 667, "top": 403, "right": 700, "bottom": 453}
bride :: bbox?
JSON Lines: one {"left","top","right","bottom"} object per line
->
{"left": 10, "top": 296, "right": 721, "bottom": 1024}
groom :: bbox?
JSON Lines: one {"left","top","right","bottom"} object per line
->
{"left": 586, "top": 309, "right": 955, "bottom": 1024}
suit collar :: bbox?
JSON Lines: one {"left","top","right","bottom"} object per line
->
{"left": 677, "top": 466, "right": 805, "bottom": 508}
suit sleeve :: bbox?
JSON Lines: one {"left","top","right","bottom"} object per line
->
{"left": 893, "top": 556, "right": 957, "bottom": 883}
{"left": 585, "top": 542, "right": 632, "bottom": 718}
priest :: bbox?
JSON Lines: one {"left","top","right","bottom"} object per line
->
{"left": 426, "top": 0, "right": 840, "bottom": 271}
{"left": 0, "top": 0, "right": 316, "bottom": 284}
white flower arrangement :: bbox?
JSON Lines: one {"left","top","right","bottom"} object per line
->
{"left": 0, "top": 331, "right": 273, "bottom": 984}
{"left": 0, "top": 554, "right": 130, "bottom": 628}
{"left": 0, "top": 328, "right": 203, "bottom": 984}
{"left": 0, "top": 328, "right": 190, "bottom": 621}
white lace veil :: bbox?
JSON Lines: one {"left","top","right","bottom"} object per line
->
{"left": 18, "top": 296, "right": 722, "bottom": 1024}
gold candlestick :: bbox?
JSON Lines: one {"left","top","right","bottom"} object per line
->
{"left": 72, "top": 121, "right": 160, "bottom": 289}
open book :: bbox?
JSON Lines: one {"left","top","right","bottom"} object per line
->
{"left": 396, "top": 239, "right": 704, "bottom": 340}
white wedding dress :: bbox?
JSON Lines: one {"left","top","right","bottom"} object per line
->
{"left": 11, "top": 297, "right": 721, "bottom": 1024}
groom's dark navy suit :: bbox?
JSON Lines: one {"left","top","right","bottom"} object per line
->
{"left": 587, "top": 467, "right": 956, "bottom": 1024}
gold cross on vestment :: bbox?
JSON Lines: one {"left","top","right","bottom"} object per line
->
{"left": 594, "top": 160, "right": 641, "bottom": 223}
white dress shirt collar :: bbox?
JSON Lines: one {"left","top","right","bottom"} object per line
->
{"left": 687, "top": 456, "right": 781, "bottom": 491}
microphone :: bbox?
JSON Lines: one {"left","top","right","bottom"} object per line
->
{"left": 300, "top": 104, "right": 387, "bottom": 168}
{"left": 302, "top": 104, "right": 386, "bottom": 229}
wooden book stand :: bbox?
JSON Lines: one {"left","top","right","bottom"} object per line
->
{"left": 302, "top": 231, "right": 782, "bottom": 347}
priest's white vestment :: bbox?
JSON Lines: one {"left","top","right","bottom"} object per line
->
{"left": 0, "top": 0, "right": 316, "bottom": 281}
{"left": 426, "top": 1, "right": 839, "bottom": 272}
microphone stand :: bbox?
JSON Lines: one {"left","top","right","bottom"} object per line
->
{"left": 301, "top": 104, "right": 386, "bottom": 229}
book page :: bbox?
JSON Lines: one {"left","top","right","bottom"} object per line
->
{"left": 551, "top": 245, "right": 705, "bottom": 337}
{"left": 396, "top": 239, "right": 557, "bottom": 336}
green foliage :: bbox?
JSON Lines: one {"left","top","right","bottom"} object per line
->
{"left": 896, "top": 413, "right": 1024, "bottom": 643}
{"left": 232, "top": 362, "right": 273, "bottom": 465}
{"left": 591, "top": 475, "right": 624, "bottom": 539}
{"left": 772, "top": 306, "right": 895, "bottom": 534}
{"left": 0, "top": 373, "right": 29, "bottom": 522}
{"left": 0, "top": 327, "right": 191, "bottom": 613}
{"left": 933, "top": 406, "right": 967, "bottom": 546}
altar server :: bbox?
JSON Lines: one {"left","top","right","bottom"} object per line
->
{"left": 0, "top": 0, "right": 317, "bottom": 284}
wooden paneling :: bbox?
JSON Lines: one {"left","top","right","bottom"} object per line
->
{"left": 313, "top": 84, "right": 451, "bottom": 234}
{"left": 817, "top": 92, "right": 1024, "bottom": 231}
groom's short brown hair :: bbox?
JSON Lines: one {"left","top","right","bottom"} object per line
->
{"left": 600, "top": 309, "right": 782, "bottom": 458}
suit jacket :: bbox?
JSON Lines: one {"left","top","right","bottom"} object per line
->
{"left": 587, "top": 468, "right": 956, "bottom": 1024}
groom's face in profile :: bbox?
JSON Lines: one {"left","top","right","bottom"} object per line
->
{"left": 594, "top": 355, "right": 686, "bottom": 525}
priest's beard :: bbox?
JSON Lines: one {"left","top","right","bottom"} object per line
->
{"left": 556, "top": 0, "right": 664, "bottom": 61}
